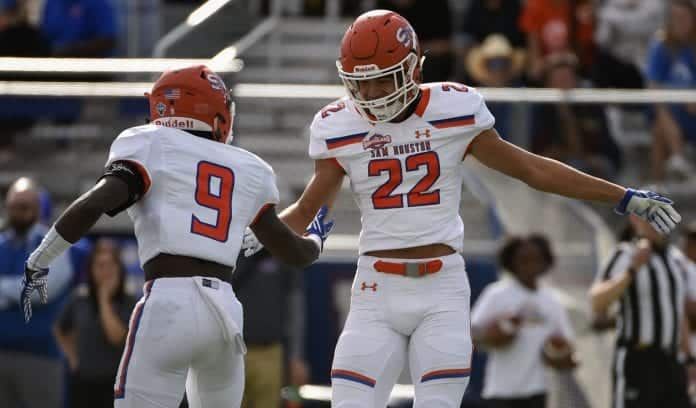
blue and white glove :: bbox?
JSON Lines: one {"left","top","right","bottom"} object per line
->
{"left": 20, "top": 263, "right": 49, "bottom": 323}
{"left": 615, "top": 188, "right": 682, "bottom": 234}
{"left": 305, "top": 206, "right": 335, "bottom": 252}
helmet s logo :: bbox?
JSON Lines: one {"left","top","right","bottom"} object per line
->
{"left": 396, "top": 26, "right": 416, "bottom": 49}
{"left": 156, "top": 102, "right": 166, "bottom": 117}
{"left": 206, "top": 74, "right": 225, "bottom": 91}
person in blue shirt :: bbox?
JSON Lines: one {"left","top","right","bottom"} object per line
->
{"left": 0, "top": 177, "right": 86, "bottom": 408}
{"left": 40, "top": 0, "right": 117, "bottom": 57}
{"left": 646, "top": 0, "right": 696, "bottom": 181}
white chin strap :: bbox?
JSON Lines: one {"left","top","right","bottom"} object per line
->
{"left": 369, "top": 99, "right": 406, "bottom": 122}
{"left": 225, "top": 101, "right": 236, "bottom": 144}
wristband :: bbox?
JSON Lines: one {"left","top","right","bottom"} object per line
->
{"left": 26, "top": 226, "right": 71, "bottom": 270}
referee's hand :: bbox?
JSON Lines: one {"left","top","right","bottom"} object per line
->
{"left": 629, "top": 239, "right": 652, "bottom": 272}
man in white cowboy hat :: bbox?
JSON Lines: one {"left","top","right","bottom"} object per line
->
{"left": 466, "top": 34, "right": 526, "bottom": 88}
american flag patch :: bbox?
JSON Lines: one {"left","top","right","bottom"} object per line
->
{"left": 164, "top": 88, "right": 181, "bottom": 100}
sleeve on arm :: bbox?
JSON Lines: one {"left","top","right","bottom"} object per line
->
{"left": 555, "top": 298, "right": 575, "bottom": 340}
{"left": 471, "top": 286, "right": 497, "bottom": 329}
{"left": 595, "top": 245, "right": 633, "bottom": 282}
{"left": 474, "top": 98, "right": 496, "bottom": 133}
{"left": 100, "top": 160, "right": 150, "bottom": 216}
{"left": 308, "top": 112, "right": 332, "bottom": 160}
{"left": 645, "top": 41, "right": 670, "bottom": 84}
{"left": 250, "top": 166, "right": 280, "bottom": 226}
{"left": 102, "top": 131, "right": 154, "bottom": 216}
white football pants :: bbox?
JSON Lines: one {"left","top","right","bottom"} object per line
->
{"left": 331, "top": 253, "right": 473, "bottom": 408}
{"left": 114, "top": 277, "right": 246, "bottom": 408}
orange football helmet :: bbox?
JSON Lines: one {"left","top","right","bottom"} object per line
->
{"left": 147, "top": 65, "right": 235, "bottom": 144}
{"left": 337, "top": 10, "right": 423, "bottom": 123}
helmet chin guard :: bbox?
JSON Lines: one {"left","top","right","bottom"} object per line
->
{"left": 338, "top": 53, "right": 420, "bottom": 123}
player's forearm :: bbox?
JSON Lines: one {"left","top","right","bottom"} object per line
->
{"left": 266, "top": 235, "right": 320, "bottom": 268}
{"left": 589, "top": 272, "right": 632, "bottom": 314}
{"left": 525, "top": 155, "right": 626, "bottom": 204}
{"left": 55, "top": 177, "right": 130, "bottom": 243}
{"left": 279, "top": 202, "right": 317, "bottom": 235}
{"left": 55, "top": 193, "right": 107, "bottom": 243}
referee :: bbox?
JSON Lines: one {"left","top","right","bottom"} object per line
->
{"left": 590, "top": 214, "right": 694, "bottom": 408}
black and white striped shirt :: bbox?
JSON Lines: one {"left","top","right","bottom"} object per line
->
{"left": 596, "top": 242, "right": 695, "bottom": 354}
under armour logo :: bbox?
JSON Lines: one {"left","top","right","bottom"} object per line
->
{"left": 360, "top": 282, "right": 378, "bottom": 292}
{"left": 415, "top": 128, "right": 431, "bottom": 139}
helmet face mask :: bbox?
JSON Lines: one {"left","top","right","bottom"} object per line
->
{"left": 338, "top": 53, "right": 420, "bottom": 123}
{"left": 337, "top": 10, "right": 423, "bottom": 124}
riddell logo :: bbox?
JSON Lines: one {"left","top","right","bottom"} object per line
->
{"left": 353, "top": 64, "right": 379, "bottom": 73}
{"left": 153, "top": 118, "right": 195, "bottom": 128}
{"left": 362, "top": 133, "right": 392, "bottom": 150}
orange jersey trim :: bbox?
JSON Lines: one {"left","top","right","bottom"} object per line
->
{"left": 123, "top": 160, "right": 152, "bottom": 194}
{"left": 326, "top": 158, "right": 346, "bottom": 174}
{"left": 414, "top": 86, "right": 431, "bottom": 117}
{"left": 250, "top": 203, "right": 275, "bottom": 226}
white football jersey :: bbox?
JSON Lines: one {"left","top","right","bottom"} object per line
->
{"left": 309, "top": 82, "right": 494, "bottom": 254}
{"left": 105, "top": 125, "right": 279, "bottom": 268}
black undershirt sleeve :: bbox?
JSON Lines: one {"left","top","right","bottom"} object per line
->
{"left": 99, "top": 160, "right": 148, "bottom": 216}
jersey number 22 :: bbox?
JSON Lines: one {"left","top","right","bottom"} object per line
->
{"left": 369, "top": 151, "right": 440, "bottom": 209}
{"left": 191, "top": 161, "right": 235, "bottom": 242}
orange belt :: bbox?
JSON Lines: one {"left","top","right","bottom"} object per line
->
{"left": 373, "top": 260, "right": 443, "bottom": 278}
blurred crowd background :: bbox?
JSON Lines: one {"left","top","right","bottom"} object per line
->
{"left": 1, "top": 0, "right": 696, "bottom": 407}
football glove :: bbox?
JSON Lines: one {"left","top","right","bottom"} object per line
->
{"left": 242, "top": 227, "right": 264, "bottom": 257}
{"left": 305, "top": 205, "right": 335, "bottom": 252}
{"left": 20, "top": 262, "right": 49, "bottom": 323}
{"left": 615, "top": 188, "right": 681, "bottom": 234}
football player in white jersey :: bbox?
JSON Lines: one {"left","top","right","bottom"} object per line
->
{"left": 240, "top": 10, "right": 683, "bottom": 408}
{"left": 19, "top": 65, "right": 334, "bottom": 408}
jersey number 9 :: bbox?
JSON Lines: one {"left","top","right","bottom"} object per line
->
{"left": 191, "top": 161, "right": 235, "bottom": 242}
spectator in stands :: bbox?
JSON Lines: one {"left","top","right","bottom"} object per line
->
{"left": 465, "top": 34, "right": 525, "bottom": 139}
{"left": 530, "top": 52, "right": 621, "bottom": 179}
{"left": 0, "top": 0, "right": 49, "bottom": 56}
{"left": 462, "top": 0, "right": 525, "bottom": 47}
{"left": 40, "top": 0, "right": 117, "bottom": 57}
{"left": 0, "top": 177, "right": 78, "bottom": 408}
{"left": 233, "top": 249, "right": 309, "bottom": 408}
{"left": 519, "top": 0, "right": 595, "bottom": 81}
{"left": 593, "top": 0, "right": 663, "bottom": 89}
{"left": 682, "top": 221, "right": 696, "bottom": 402}
{"left": 376, "top": 0, "right": 453, "bottom": 81}
{"left": 0, "top": 0, "right": 50, "bottom": 159}
{"left": 471, "top": 234, "right": 576, "bottom": 408}
{"left": 459, "top": 0, "right": 525, "bottom": 73}
{"left": 590, "top": 214, "right": 695, "bottom": 408}
{"left": 54, "top": 239, "right": 136, "bottom": 408}
{"left": 646, "top": 0, "right": 696, "bottom": 181}
{"left": 686, "top": 221, "right": 696, "bottom": 264}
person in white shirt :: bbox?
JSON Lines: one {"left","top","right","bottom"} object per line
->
{"left": 471, "top": 234, "right": 576, "bottom": 408}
